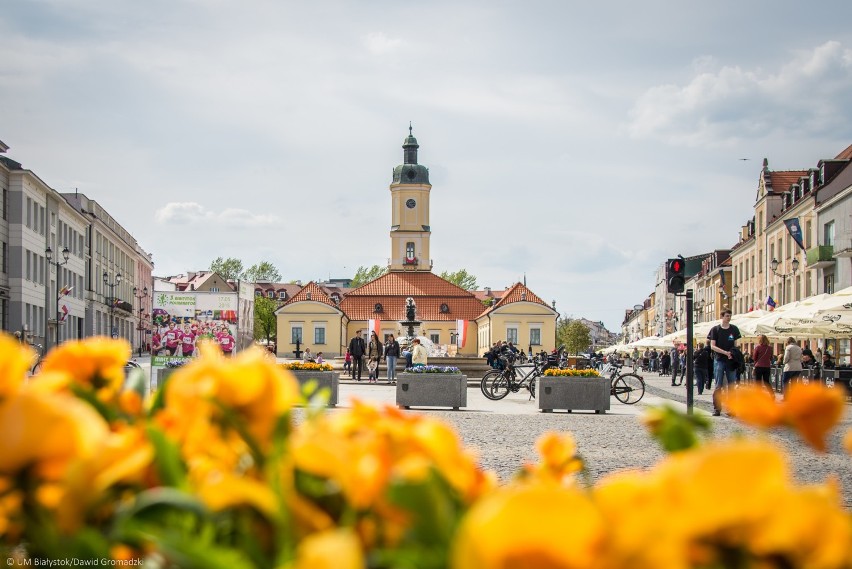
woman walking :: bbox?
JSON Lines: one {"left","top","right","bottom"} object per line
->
{"left": 367, "top": 331, "right": 384, "bottom": 383}
{"left": 782, "top": 337, "right": 803, "bottom": 394}
{"left": 752, "top": 335, "right": 774, "bottom": 394}
{"left": 385, "top": 334, "right": 400, "bottom": 384}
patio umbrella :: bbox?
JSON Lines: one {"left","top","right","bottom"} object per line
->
{"left": 747, "top": 287, "right": 852, "bottom": 337}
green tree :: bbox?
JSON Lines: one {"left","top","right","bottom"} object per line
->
{"left": 439, "top": 269, "right": 478, "bottom": 290}
{"left": 351, "top": 265, "right": 387, "bottom": 287}
{"left": 243, "top": 261, "right": 282, "bottom": 283}
{"left": 210, "top": 257, "right": 244, "bottom": 281}
{"left": 254, "top": 296, "right": 278, "bottom": 345}
{"left": 557, "top": 318, "right": 591, "bottom": 355}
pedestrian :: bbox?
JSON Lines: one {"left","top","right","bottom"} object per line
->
{"left": 180, "top": 324, "right": 196, "bottom": 357}
{"left": 411, "top": 338, "right": 428, "bottom": 367}
{"left": 162, "top": 322, "right": 182, "bottom": 356}
{"left": 782, "top": 337, "right": 803, "bottom": 394}
{"left": 708, "top": 308, "right": 741, "bottom": 416}
{"left": 693, "top": 342, "right": 711, "bottom": 395}
{"left": 385, "top": 334, "right": 400, "bottom": 384}
{"left": 315, "top": 352, "right": 324, "bottom": 364}
{"left": 669, "top": 345, "right": 680, "bottom": 384}
{"left": 752, "top": 334, "right": 774, "bottom": 394}
{"left": 219, "top": 327, "right": 236, "bottom": 357}
{"left": 303, "top": 347, "right": 314, "bottom": 363}
{"left": 343, "top": 349, "right": 352, "bottom": 376}
{"left": 367, "top": 331, "right": 383, "bottom": 383}
{"left": 348, "top": 330, "right": 366, "bottom": 381}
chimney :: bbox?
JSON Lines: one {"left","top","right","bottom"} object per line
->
{"left": 484, "top": 287, "right": 491, "bottom": 295}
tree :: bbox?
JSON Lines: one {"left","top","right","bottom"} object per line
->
{"left": 351, "top": 265, "right": 387, "bottom": 288}
{"left": 210, "top": 257, "right": 244, "bottom": 281}
{"left": 254, "top": 296, "right": 277, "bottom": 345}
{"left": 557, "top": 318, "right": 591, "bottom": 355}
{"left": 439, "top": 269, "right": 478, "bottom": 290}
{"left": 243, "top": 261, "right": 282, "bottom": 283}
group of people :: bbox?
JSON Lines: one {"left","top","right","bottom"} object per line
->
{"left": 633, "top": 308, "right": 839, "bottom": 417}
{"left": 151, "top": 320, "right": 236, "bottom": 357}
{"left": 342, "top": 330, "right": 427, "bottom": 383}
{"left": 484, "top": 341, "right": 524, "bottom": 369}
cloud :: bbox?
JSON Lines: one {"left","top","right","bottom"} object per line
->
{"left": 154, "top": 202, "right": 278, "bottom": 226}
{"left": 627, "top": 41, "right": 852, "bottom": 146}
{"left": 363, "top": 32, "right": 404, "bottom": 55}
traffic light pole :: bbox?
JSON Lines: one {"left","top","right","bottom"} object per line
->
{"left": 685, "top": 288, "right": 694, "bottom": 415}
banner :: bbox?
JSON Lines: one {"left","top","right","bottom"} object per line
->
{"left": 783, "top": 218, "right": 806, "bottom": 251}
{"left": 368, "top": 319, "right": 381, "bottom": 337}
{"left": 456, "top": 319, "right": 468, "bottom": 348}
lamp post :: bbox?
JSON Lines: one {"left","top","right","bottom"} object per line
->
{"left": 732, "top": 283, "right": 739, "bottom": 313}
{"left": 770, "top": 257, "right": 800, "bottom": 305}
{"left": 133, "top": 285, "right": 149, "bottom": 357}
{"left": 103, "top": 271, "right": 122, "bottom": 339}
{"left": 45, "top": 246, "right": 70, "bottom": 354}
{"left": 693, "top": 299, "right": 705, "bottom": 324}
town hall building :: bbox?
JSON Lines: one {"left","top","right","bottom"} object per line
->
{"left": 274, "top": 128, "right": 558, "bottom": 357}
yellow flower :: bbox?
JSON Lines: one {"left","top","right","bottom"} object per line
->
{"left": 722, "top": 384, "right": 783, "bottom": 428}
{"left": 0, "top": 333, "right": 34, "bottom": 400}
{"left": 0, "top": 390, "right": 109, "bottom": 480}
{"left": 783, "top": 382, "right": 846, "bottom": 452}
{"left": 40, "top": 337, "right": 130, "bottom": 399}
{"left": 521, "top": 432, "right": 584, "bottom": 485}
{"left": 451, "top": 484, "right": 605, "bottom": 569}
{"left": 294, "top": 529, "right": 365, "bottom": 569}
{"left": 0, "top": 476, "right": 23, "bottom": 539}
{"left": 196, "top": 471, "right": 279, "bottom": 519}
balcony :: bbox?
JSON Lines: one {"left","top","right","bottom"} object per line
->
{"left": 806, "top": 245, "right": 834, "bottom": 269}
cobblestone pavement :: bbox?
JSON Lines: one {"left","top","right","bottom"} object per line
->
{"left": 325, "top": 371, "right": 852, "bottom": 507}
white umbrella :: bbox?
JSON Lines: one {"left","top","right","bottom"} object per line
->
{"left": 747, "top": 287, "right": 852, "bottom": 337}
{"left": 630, "top": 336, "right": 675, "bottom": 349}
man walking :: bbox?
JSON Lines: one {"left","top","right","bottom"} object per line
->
{"left": 708, "top": 309, "right": 741, "bottom": 416}
{"left": 348, "top": 330, "right": 366, "bottom": 381}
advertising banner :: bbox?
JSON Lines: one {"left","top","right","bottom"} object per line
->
{"left": 150, "top": 291, "right": 240, "bottom": 389}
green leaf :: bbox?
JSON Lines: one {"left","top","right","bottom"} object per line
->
{"left": 146, "top": 427, "right": 189, "bottom": 489}
{"left": 644, "top": 404, "right": 712, "bottom": 453}
{"left": 385, "top": 470, "right": 461, "bottom": 548}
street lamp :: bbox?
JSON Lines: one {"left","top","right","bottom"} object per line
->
{"left": 693, "top": 299, "right": 706, "bottom": 323}
{"left": 45, "top": 246, "right": 70, "bottom": 353}
{"left": 133, "top": 285, "right": 149, "bottom": 357}
{"left": 103, "top": 271, "right": 122, "bottom": 339}
{"left": 770, "top": 257, "right": 800, "bottom": 305}
{"left": 732, "top": 283, "right": 739, "bottom": 313}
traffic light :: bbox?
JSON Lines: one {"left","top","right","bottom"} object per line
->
{"left": 666, "top": 258, "right": 685, "bottom": 293}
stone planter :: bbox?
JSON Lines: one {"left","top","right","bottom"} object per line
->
{"left": 154, "top": 367, "right": 181, "bottom": 391}
{"left": 288, "top": 370, "right": 339, "bottom": 407}
{"left": 396, "top": 372, "right": 467, "bottom": 410}
{"left": 536, "top": 376, "right": 610, "bottom": 413}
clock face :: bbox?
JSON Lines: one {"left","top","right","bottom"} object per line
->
{"left": 406, "top": 168, "right": 417, "bottom": 180}
{"left": 406, "top": 199, "right": 416, "bottom": 209}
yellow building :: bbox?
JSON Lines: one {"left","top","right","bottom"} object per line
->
{"left": 275, "top": 128, "right": 558, "bottom": 357}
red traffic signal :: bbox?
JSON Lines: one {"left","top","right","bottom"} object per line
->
{"left": 667, "top": 258, "right": 685, "bottom": 293}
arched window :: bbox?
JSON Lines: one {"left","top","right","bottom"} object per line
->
{"left": 406, "top": 242, "right": 415, "bottom": 260}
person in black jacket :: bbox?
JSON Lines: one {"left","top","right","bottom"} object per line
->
{"left": 385, "top": 334, "right": 401, "bottom": 384}
{"left": 693, "top": 342, "right": 712, "bottom": 395}
{"left": 348, "top": 330, "right": 366, "bottom": 381}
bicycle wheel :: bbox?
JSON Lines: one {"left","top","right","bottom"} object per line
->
{"left": 613, "top": 373, "right": 645, "bottom": 405}
{"left": 480, "top": 370, "right": 504, "bottom": 400}
{"left": 31, "top": 359, "right": 43, "bottom": 375}
{"left": 490, "top": 375, "right": 511, "bottom": 400}
{"left": 528, "top": 377, "right": 536, "bottom": 399}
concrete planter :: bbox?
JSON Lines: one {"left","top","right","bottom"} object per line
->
{"left": 289, "top": 370, "right": 339, "bottom": 407}
{"left": 396, "top": 372, "right": 467, "bottom": 410}
{"left": 155, "top": 367, "right": 180, "bottom": 391}
{"left": 536, "top": 376, "right": 610, "bottom": 413}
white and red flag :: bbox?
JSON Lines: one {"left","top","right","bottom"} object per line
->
{"left": 368, "top": 319, "right": 381, "bottom": 337}
{"left": 456, "top": 319, "right": 468, "bottom": 348}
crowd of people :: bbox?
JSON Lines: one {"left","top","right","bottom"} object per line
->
{"left": 151, "top": 320, "right": 236, "bottom": 357}
{"left": 338, "top": 330, "right": 425, "bottom": 384}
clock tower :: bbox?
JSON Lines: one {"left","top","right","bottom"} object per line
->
{"left": 389, "top": 125, "right": 431, "bottom": 271}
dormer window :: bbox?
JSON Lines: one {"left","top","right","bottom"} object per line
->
{"left": 306, "top": 292, "right": 312, "bottom": 301}
{"left": 439, "top": 303, "right": 449, "bottom": 313}
{"left": 267, "top": 290, "right": 274, "bottom": 298}
{"left": 820, "top": 164, "right": 826, "bottom": 184}
{"left": 278, "top": 290, "right": 287, "bottom": 300}
{"left": 374, "top": 303, "right": 383, "bottom": 313}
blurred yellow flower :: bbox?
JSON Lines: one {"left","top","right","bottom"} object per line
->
{"left": 521, "top": 432, "right": 584, "bottom": 485}
{"left": 0, "top": 390, "right": 108, "bottom": 480}
{"left": 783, "top": 382, "right": 846, "bottom": 452}
{"left": 40, "top": 337, "right": 130, "bottom": 399}
{"left": 0, "top": 333, "right": 34, "bottom": 400}
{"left": 0, "top": 476, "right": 22, "bottom": 539}
{"left": 722, "top": 384, "right": 783, "bottom": 428}
{"left": 844, "top": 429, "right": 852, "bottom": 455}
{"left": 451, "top": 484, "right": 605, "bottom": 569}
{"left": 294, "top": 528, "right": 364, "bottom": 569}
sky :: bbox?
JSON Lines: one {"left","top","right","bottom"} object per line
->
{"left": 2, "top": 0, "right": 852, "bottom": 333}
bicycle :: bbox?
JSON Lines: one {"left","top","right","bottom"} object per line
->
{"left": 28, "top": 343, "right": 45, "bottom": 375}
{"left": 480, "top": 352, "right": 550, "bottom": 400}
{"left": 602, "top": 362, "right": 646, "bottom": 404}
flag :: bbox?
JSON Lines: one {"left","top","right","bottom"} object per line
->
{"left": 766, "top": 296, "right": 777, "bottom": 310}
{"left": 60, "top": 305, "right": 69, "bottom": 322}
{"left": 368, "top": 319, "right": 380, "bottom": 337}
{"left": 783, "top": 218, "right": 806, "bottom": 251}
{"left": 456, "top": 319, "right": 468, "bottom": 348}
{"left": 58, "top": 285, "right": 73, "bottom": 296}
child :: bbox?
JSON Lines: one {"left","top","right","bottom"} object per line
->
{"left": 343, "top": 349, "right": 352, "bottom": 376}
{"left": 316, "top": 352, "right": 324, "bottom": 364}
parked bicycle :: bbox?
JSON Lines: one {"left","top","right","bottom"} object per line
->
{"left": 601, "top": 362, "right": 646, "bottom": 404}
{"left": 480, "top": 351, "right": 551, "bottom": 400}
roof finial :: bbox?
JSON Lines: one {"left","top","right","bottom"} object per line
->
{"left": 409, "top": 122, "right": 413, "bottom": 136}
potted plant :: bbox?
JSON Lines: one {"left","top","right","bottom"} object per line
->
{"left": 537, "top": 368, "right": 610, "bottom": 413}
{"left": 397, "top": 365, "right": 467, "bottom": 410}
{"left": 281, "top": 362, "right": 339, "bottom": 406}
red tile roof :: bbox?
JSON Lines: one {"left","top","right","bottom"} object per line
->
{"left": 834, "top": 143, "right": 852, "bottom": 160}
{"left": 282, "top": 282, "right": 340, "bottom": 310}
{"left": 766, "top": 170, "right": 807, "bottom": 194}
{"left": 340, "top": 271, "right": 485, "bottom": 321}
{"left": 479, "top": 282, "right": 553, "bottom": 318}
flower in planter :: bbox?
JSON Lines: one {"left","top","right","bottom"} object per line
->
{"left": 403, "top": 365, "right": 462, "bottom": 374}
{"left": 543, "top": 368, "right": 601, "bottom": 378}
{"left": 282, "top": 362, "right": 334, "bottom": 372}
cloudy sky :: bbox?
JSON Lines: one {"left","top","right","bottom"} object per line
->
{"left": 2, "top": 0, "right": 852, "bottom": 332}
